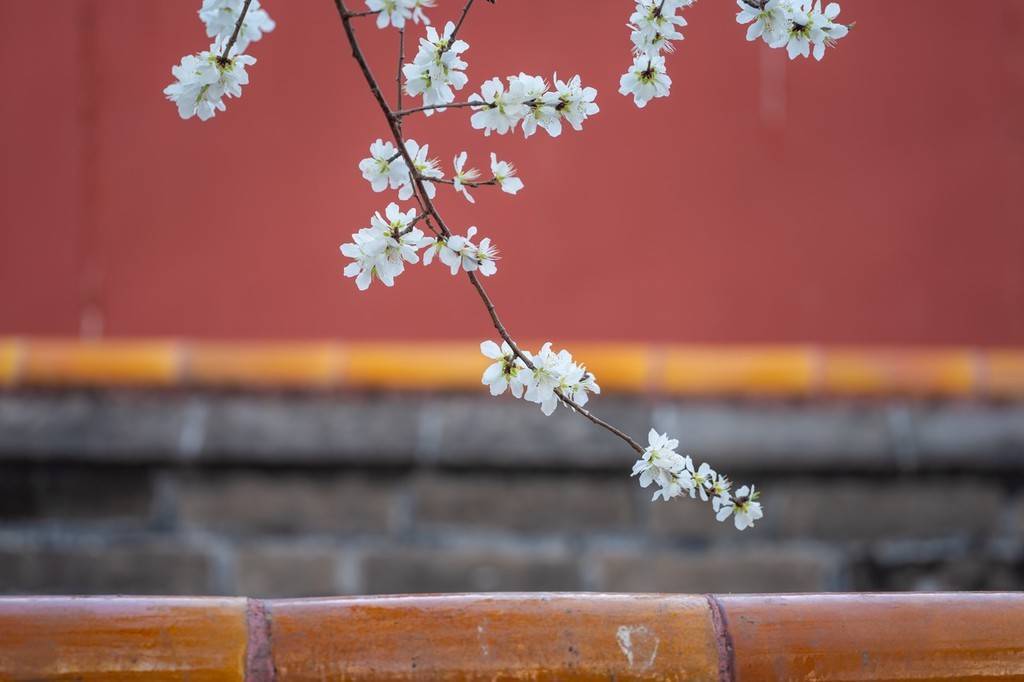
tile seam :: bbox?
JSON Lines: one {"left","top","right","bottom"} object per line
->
{"left": 705, "top": 593, "right": 735, "bottom": 682}
{"left": 245, "top": 597, "right": 276, "bottom": 682}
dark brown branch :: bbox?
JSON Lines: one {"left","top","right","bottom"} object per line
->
{"left": 464, "top": 270, "right": 644, "bottom": 455}
{"left": 397, "top": 27, "right": 405, "bottom": 122}
{"left": 333, "top": 0, "right": 452, "bottom": 237}
{"left": 395, "top": 100, "right": 487, "bottom": 117}
{"left": 434, "top": 177, "right": 498, "bottom": 188}
{"left": 448, "top": 0, "right": 477, "bottom": 47}
{"left": 331, "top": 0, "right": 645, "bottom": 457}
{"left": 219, "top": 0, "right": 254, "bottom": 60}
{"left": 398, "top": 211, "right": 430, "bottom": 236}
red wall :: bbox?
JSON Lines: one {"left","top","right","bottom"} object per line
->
{"left": 2, "top": 1, "right": 1023, "bottom": 344}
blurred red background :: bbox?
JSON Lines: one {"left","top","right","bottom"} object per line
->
{"left": 2, "top": 1, "right": 1022, "bottom": 344}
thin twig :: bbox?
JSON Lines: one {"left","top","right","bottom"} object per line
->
{"left": 333, "top": 0, "right": 452, "bottom": 238}
{"left": 398, "top": 211, "right": 430, "bottom": 236}
{"left": 395, "top": 100, "right": 487, "bottom": 117}
{"left": 448, "top": 0, "right": 477, "bottom": 45}
{"left": 219, "top": 0, "right": 254, "bottom": 60}
{"left": 435, "top": 177, "right": 498, "bottom": 188}
{"left": 397, "top": 27, "right": 405, "bottom": 123}
{"left": 464, "top": 270, "right": 645, "bottom": 454}
{"left": 331, "top": 0, "right": 645, "bottom": 457}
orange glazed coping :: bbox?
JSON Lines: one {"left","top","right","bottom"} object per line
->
{"left": 0, "top": 594, "right": 1022, "bottom": 681}
{"left": 1, "top": 337, "right": 1024, "bottom": 396}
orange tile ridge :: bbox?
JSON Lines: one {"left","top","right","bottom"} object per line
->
{"left": 1, "top": 594, "right": 1023, "bottom": 680}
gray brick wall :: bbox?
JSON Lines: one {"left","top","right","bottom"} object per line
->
{"left": 1, "top": 390, "right": 1022, "bottom": 596}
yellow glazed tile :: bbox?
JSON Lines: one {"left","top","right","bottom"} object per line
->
{"left": 984, "top": 350, "right": 1024, "bottom": 397}
{"left": 661, "top": 346, "right": 815, "bottom": 395}
{"left": 822, "top": 349, "right": 974, "bottom": 396}
{"left": 188, "top": 343, "right": 342, "bottom": 388}
{"left": 21, "top": 339, "right": 181, "bottom": 386}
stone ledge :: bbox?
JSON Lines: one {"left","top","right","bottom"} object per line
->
{"left": 0, "top": 390, "right": 1021, "bottom": 471}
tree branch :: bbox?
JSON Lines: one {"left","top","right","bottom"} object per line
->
{"left": 219, "top": 0, "right": 254, "bottom": 60}
{"left": 397, "top": 27, "right": 405, "bottom": 121}
{"left": 448, "top": 0, "right": 477, "bottom": 46}
{"left": 435, "top": 177, "right": 498, "bottom": 188}
{"left": 331, "top": 0, "right": 645, "bottom": 457}
{"left": 395, "top": 100, "right": 487, "bottom": 117}
{"left": 333, "top": 0, "right": 452, "bottom": 238}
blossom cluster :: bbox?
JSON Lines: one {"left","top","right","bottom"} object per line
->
{"left": 480, "top": 341, "right": 600, "bottom": 416}
{"left": 359, "top": 138, "right": 443, "bottom": 199}
{"left": 360, "top": 139, "right": 523, "bottom": 204}
{"left": 737, "top": 0, "right": 849, "bottom": 60}
{"left": 371, "top": 3, "right": 600, "bottom": 139}
{"left": 403, "top": 21, "right": 469, "bottom": 114}
{"left": 340, "top": 203, "right": 426, "bottom": 290}
{"left": 480, "top": 341, "right": 760, "bottom": 529}
{"left": 340, "top": 203, "right": 499, "bottom": 289}
{"left": 619, "top": 0, "right": 695, "bottom": 108}
{"left": 452, "top": 152, "right": 524, "bottom": 203}
{"left": 164, "top": 0, "right": 273, "bottom": 121}
{"left": 470, "top": 73, "right": 599, "bottom": 139}
{"left": 366, "top": 0, "right": 434, "bottom": 29}
{"left": 632, "top": 429, "right": 763, "bottom": 530}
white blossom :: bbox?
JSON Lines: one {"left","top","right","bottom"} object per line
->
{"left": 199, "top": 0, "right": 275, "bottom": 52}
{"left": 423, "top": 227, "right": 498, "bottom": 277}
{"left": 631, "top": 429, "right": 688, "bottom": 501}
{"left": 489, "top": 154, "right": 523, "bottom": 195}
{"left": 373, "top": 203, "right": 425, "bottom": 264}
{"left": 736, "top": 0, "right": 791, "bottom": 45}
{"left": 402, "top": 20, "right": 469, "bottom": 114}
{"left": 629, "top": 0, "right": 690, "bottom": 56}
{"left": 359, "top": 139, "right": 408, "bottom": 193}
{"left": 472, "top": 236, "right": 499, "bottom": 276}
{"left": 559, "top": 361, "right": 600, "bottom": 408}
{"left": 496, "top": 343, "right": 601, "bottom": 417}
{"left": 709, "top": 473, "right": 732, "bottom": 512}
{"left": 470, "top": 78, "right": 527, "bottom": 136}
{"left": 409, "top": 0, "right": 435, "bottom": 25}
{"left": 683, "top": 461, "right": 716, "bottom": 501}
{"left": 470, "top": 73, "right": 599, "bottom": 138}
{"left": 480, "top": 340, "right": 526, "bottom": 398}
{"left": 630, "top": 0, "right": 692, "bottom": 43}
{"left": 340, "top": 228, "right": 391, "bottom": 290}
{"left": 619, "top": 54, "right": 671, "bottom": 108}
{"left": 366, "top": 0, "right": 413, "bottom": 29}
{"left": 738, "top": 0, "right": 849, "bottom": 60}
{"left": 519, "top": 342, "right": 567, "bottom": 416}
{"left": 554, "top": 74, "right": 600, "bottom": 132}
{"left": 778, "top": 1, "right": 817, "bottom": 59}
{"left": 163, "top": 41, "right": 256, "bottom": 121}
{"left": 398, "top": 139, "right": 443, "bottom": 200}
{"left": 431, "top": 226, "right": 498, "bottom": 276}
{"left": 514, "top": 74, "right": 563, "bottom": 139}
{"left": 452, "top": 151, "right": 480, "bottom": 203}
{"left": 716, "top": 485, "right": 764, "bottom": 530}
{"left": 813, "top": 2, "right": 849, "bottom": 60}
